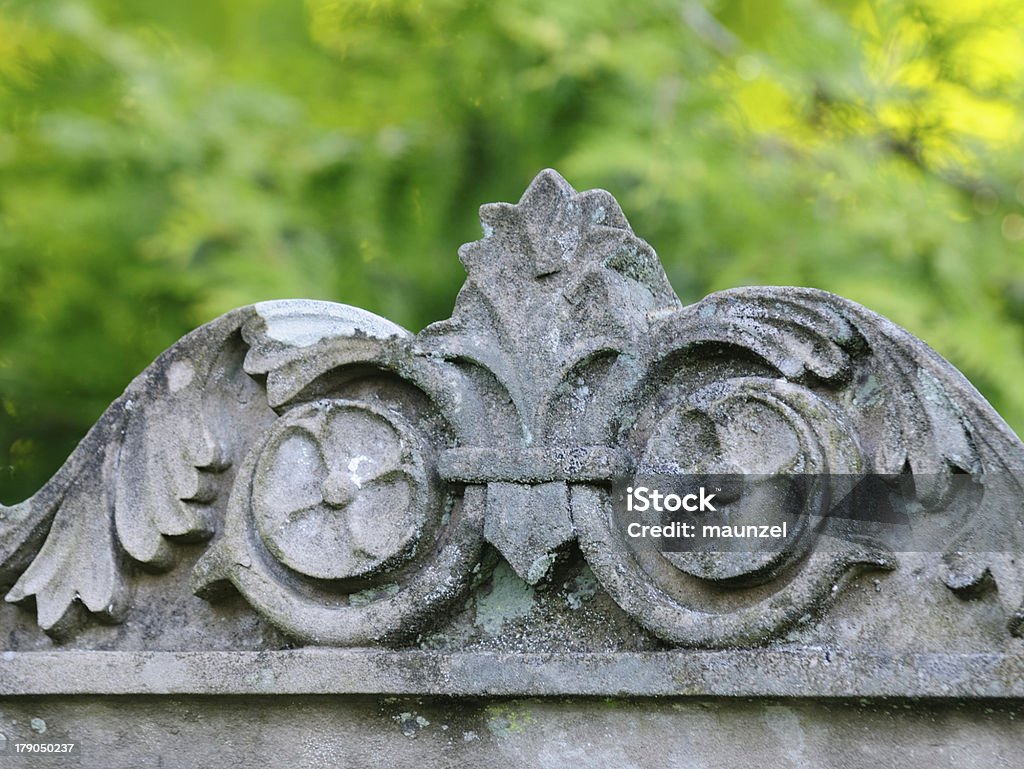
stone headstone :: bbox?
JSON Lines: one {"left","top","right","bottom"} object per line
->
{"left": 2, "top": 170, "right": 1023, "bottom": 767}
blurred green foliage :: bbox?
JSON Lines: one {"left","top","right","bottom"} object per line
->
{"left": 1, "top": 0, "right": 1023, "bottom": 503}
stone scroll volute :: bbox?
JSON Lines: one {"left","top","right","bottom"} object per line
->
{"left": 2, "top": 169, "right": 1023, "bottom": 650}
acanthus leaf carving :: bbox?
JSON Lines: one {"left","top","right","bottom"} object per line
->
{"left": 1, "top": 310, "right": 268, "bottom": 633}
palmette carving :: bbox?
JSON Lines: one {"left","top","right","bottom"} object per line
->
{"left": 2, "top": 170, "right": 1023, "bottom": 647}
{"left": 0, "top": 312, "right": 273, "bottom": 634}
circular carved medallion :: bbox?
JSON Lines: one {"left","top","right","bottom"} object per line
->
{"left": 251, "top": 401, "right": 435, "bottom": 581}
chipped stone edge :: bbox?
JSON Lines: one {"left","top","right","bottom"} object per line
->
{"left": 1, "top": 650, "right": 1022, "bottom": 698}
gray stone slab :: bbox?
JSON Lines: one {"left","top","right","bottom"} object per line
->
{"left": 1, "top": 170, "right": 1023, "bottom": 766}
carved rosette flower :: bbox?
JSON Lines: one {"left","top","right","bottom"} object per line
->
{"left": 250, "top": 400, "right": 431, "bottom": 580}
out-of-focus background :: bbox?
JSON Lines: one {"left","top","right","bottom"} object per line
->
{"left": 1, "top": 0, "right": 1023, "bottom": 503}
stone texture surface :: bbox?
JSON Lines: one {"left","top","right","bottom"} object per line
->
{"left": 1, "top": 169, "right": 1023, "bottom": 765}
{"left": 0, "top": 697, "right": 1021, "bottom": 769}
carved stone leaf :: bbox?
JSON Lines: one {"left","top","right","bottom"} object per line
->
{"left": 669, "top": 285, "right": 1019, "bottom": 485}
{"left": 423, "top": 170, "right": 680, "bottom": 437}
{"left": 660, "top": 287, "right": 858, "bottom": 384}
{"left": 5, "top": 440, "right": 127, "bottom": 634}
{"left": 0, "top": 311, "right": 263, "bottom": 633}
{"left": 111, "top": 332, "right": 243, "bottom": 568}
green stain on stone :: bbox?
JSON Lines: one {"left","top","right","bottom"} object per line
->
{"left": 474, "top": 561, "right": 536, "bottom": 635}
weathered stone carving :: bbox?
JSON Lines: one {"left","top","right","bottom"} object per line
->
{"left": 2, "top": 169, "right": 1023, "bottom": 653}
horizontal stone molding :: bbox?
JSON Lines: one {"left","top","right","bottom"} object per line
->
{"left": 2, "top": 650, "right": 1023, "bottom": 698}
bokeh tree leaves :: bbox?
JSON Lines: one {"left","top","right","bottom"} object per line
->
{"left": 1, "top": 0, "right": 1022, "bottom": 503}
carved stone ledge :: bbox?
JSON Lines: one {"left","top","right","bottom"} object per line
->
{"left": 2, "top": 649, "right": 1024, "bottom": 698}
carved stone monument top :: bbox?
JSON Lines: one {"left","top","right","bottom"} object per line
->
{"left": 1, "top": 170, "right": 1023, "bottom": 699}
